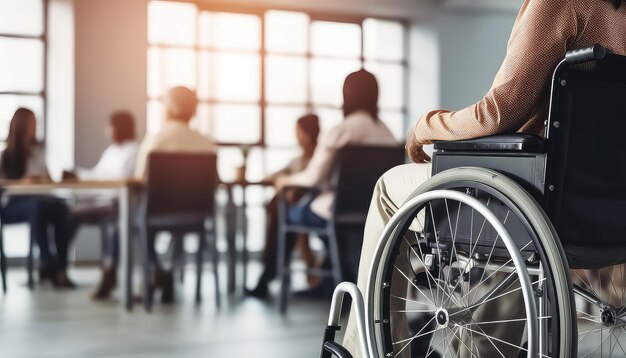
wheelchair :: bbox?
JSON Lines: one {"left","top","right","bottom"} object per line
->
{"left": 320, "top": 45, "right": 626, "bottom": 358}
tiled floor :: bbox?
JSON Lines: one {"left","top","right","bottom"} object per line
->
{"left": 0, "top": 266, "right": 332, "bottom": 358}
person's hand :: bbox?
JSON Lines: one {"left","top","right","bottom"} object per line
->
{"left": 274, "top": 176, "right": 288, "bottom": 191}
{"left": 406, "top": 129, "right": 431, "bottom": 163}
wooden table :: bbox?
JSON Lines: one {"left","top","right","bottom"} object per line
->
{"left": 0, "top": 180, "right": 142, "bottom": 311}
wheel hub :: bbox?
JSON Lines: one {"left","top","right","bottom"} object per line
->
{"left": 436, "top": 308, "right": 450, "bottom": 327}
{"left": 601, "top": 308, "right": 617, "bottom": 326}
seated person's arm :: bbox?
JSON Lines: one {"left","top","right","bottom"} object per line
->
{"left": 409, "top": 0, "right": 577, "bottom": 157}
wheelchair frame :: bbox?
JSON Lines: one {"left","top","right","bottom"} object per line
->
{"left": 319, "top": 45, "right": 626, "bottom": 358}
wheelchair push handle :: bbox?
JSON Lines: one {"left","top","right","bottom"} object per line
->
{"left": 565, "top": 44, "right": 606, "bottom": 65}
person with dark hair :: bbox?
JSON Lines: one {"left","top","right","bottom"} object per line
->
{"left": 66, "top": 110, "right": 139, "bottom": 299}
{"left": 134, "top": 86, "right": 215, "bottom": 303}
{"left": 344, "top": 0, "right": 626, "bottom": 357}
{"left": 248, "top": 70, "right": 398, "bottom": 298}
{"left": 247, "top": 114, "right": 321, "bottom": 298}
{"left": 0, "top": 108, "right": 75, "bottom": 288}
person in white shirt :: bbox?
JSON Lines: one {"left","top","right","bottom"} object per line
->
{"left": 134, "top": 87, "right": 215, "bottom": 179}
{"left": 247, "top": 114, "right": 321, "bottom": 298}
{"left": 249, "top": 70, "right": 398, "bottom": 298}
{"left": 134, "top": 86, "right": 215, "bottom": 303}
{"left": 0, "top": 108, "right": 75, "bottom": 288}
{"left": 66, "top": 111, "right": 139, "bottom": 299}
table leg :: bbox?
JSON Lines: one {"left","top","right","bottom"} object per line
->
{"left": 226, "top": 186, "right": 237, "bottom": 294}
{"left": 241, "top": 186, "right": 248, "bottom": 290}
{"left": 118, "top": 186, "right": 133, "bottom": 311}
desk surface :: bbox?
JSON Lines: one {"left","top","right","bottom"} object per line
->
{"left": 0, "top": 180, "right": 143, "bottom": 194}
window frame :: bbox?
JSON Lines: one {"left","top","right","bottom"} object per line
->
{"left": 0, "top": 0, "right": 48, "bottom": 141}
{"left": 147, "top": 0, "right": 411, "bottom": 149}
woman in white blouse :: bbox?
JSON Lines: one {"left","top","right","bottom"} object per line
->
{"left": 247, "top": 114, "right": 320, "bottom": 298}
{"left": 67, "top": 111, "right": 139, "bottom": 299}
{"left": 0, "top": 108, "right": 75, "bottom": 288}
{"left": 248, "top": 70, "right": 398, "bottom": 298}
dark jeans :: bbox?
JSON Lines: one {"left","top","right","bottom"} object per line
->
{"left": 260, "top": 193, "right": 327, "bottom": 282}
{"left": 69, "top": 200, "right": 118, "bottom": 267}
{"left": 2, "top": 196, "right": 71, "bottom": 270}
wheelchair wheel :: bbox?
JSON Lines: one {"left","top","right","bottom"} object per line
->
{"left": 573, "top": 264, "right": 626, "bottom": 356}
{"left": 364, "top": 167, "right": 575, "bottom": 358}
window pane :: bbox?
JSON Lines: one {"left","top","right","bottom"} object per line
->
{"left": 0, "top": 38, "right": 43, "bottom": 92}
{"left": 213, "top": 105, "right": 260, "bottom": 143}
{"left": 147, "top": 47, "right": 196, "bottom": 98}
{"left": 314, "top": 107, "right": 343, "bottom": 133}
{"left": 265, "top": 11, "right": 308, "bottom": 54}
{"left": 214, "top": 53, "right": 260, "bottom": 101}
{"left": 146, "top": 99, "right": 164, "bottom": 134}
{"left": 0, "top": 95, "right": 43, "bottom": 140}
{"left": 311, "top": 21, "right": 361, "bottom": 58}
{"left": 199, "top": 12, "right": 260, "bottom": 51}
{"left": 265, "top": 106, "right": 307, "bottom": 147}
{"left": 380, "top": 111, "right": 406, "bottom": 141}
{"left": 264, "top": 148, "right": 301, "bottom": 180}
{"left": 266, "top": 56, "right": 307, "bottom": 104}
{"left": 191, "top": 103, "right": 211, "bottom": 136}
{"left": 311, "top": 59, "right": 361, "bottom": 106}
{"left": 0, "top": 0, "right": 43, "bottom": 36}
{"left": 148, "top": 1, "right": 196, "bottom": 46}
{"left": 245, "top": 147, "right": 264, "bottom": 183}
{"left": 364, "top": 19, "right": 404, "bottom": 61}
{"left": 197, "top": 51, "right": 212, "bottom": 100}
{"left": 365, "top": 62, "right": 405, "bottom": 110}
{"left": 217, "top": 147, "right": 244, "bottom": 182}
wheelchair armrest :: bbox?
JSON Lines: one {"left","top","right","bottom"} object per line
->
{"left": 434, "top": 134, "right": 545, "bottom": 153}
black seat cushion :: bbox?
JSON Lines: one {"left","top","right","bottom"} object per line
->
{"left": 434, "top": 134, "right": 545, "bottom": 153}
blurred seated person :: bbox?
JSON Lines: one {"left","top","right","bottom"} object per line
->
{"left": 0, "top": 108, "right": 75, "bottom": 288}
{"left": 247, "top": 114, "right": 320, "bottom": 298}
{"left": 248, "top": 69, "right": 398, "bottom": 298}
{"left": 65, "top": 111, "right": 139, "bottom": 299}
{"left": 134, "top": 86, "right": 216, "bottom": 303}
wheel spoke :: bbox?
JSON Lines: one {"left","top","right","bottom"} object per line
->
{"left": 392, "top": 315, "right": 437, "bottom": 357}
{"left": 394, "top": 265, "right": 436, "bottom": 307}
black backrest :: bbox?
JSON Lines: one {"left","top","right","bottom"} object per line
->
{"left": 546, "top": 54, "right": 626, "bottom": 248}
{"left": 146, "top": 152, "right": 218, "bottom": 217}
{"left": 330, "top": 146, "right": 405, "bottom": 218}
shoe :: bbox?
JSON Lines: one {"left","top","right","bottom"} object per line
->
{"left": 245, "top": 282, "right": 269, "bottom": 299}
{"left": 52, "top": 271, "right": 77, "bottom": 289}
{"left": 91, "top": 267, "right": 117, "bottom": 300}
{"left": 38, "top": 264, "right": 56, "bottom": 284}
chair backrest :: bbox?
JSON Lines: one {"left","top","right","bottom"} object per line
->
{"left": 546, "top": 53, "right": 626, "bottom": 248}
{"left": 330, "top": 145, "right": 405, "bottom": 219}
{"left": 146, "top": 152, "right": 218, "bottom": 218}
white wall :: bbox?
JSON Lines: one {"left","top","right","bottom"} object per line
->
{"left": 434, "top": 9, "right": 518, "bottom": 110}
{"left": 74, "top": 0, "right": 147, "bottom": 167}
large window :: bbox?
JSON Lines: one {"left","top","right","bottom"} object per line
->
{"left": 0, "top": 0, "right": 47, "bottom": 140}
{"left": 147, "top": 1, "right": 408, "bottom": 183}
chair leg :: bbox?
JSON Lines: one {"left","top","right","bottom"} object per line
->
{"left": 0, "top": 225, "right": 7, "bottom": 294}
{"left": 210, "top": 224, "right": 221, "bottom": 308}
{"left": 277, "top": 227, "right": 290, "bottom": 315}
{"left": 27, "top": 233, "right": 35, "bottom": 289}
{"left": 142, "top": 229, "right": 154, "bottom": 312}
{"left": 195, "top": 230, "right": 205, "bottom": 304}
{"left": 327, "top": 227, "right": 343, "bottom": 287}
